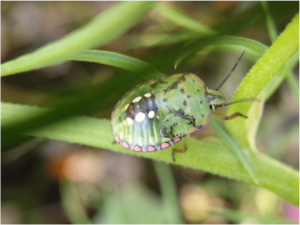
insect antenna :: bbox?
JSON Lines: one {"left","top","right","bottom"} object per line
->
{"left": 218, "top": 97, "right": 260, "bottom": 108}
{"left": 215, "top": 51, "right": 245, "bottom": 91}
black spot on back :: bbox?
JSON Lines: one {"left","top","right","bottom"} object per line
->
{"left": 160, "top": 121, "right": 178, "bottom": 137}
{"left": 126, "top": 94, "right": 158, "bottom": 119}
{"left": 163, "top": 98, "right": 168, "bottom": 102}
{"left": 164, "top": 80, "right": 180, "bottom": 95}
{"left": 187, "top": 95, "right": 192, "bottom": 98}
{"left": 163, "top": 75, "right": 187, "bottom": 95}
{"left": 179, "top": 74, "right": 187, "bottom": 81}
{"left": 139, "top": 94, "right": 158, "bottom": 114}
{"left": 150, "top": 78, "right": 167, "bottom": 89}
{"left": 196, "top": 125, "right": 203, "bottom": 130}
{"left": 174, "top": 109, "right": 190, "bottom": 120}
{"left": 180, "top": 88, "right": 185, "bottom": 93}
{"left": 187, "top": 116, "right": 196, "bottom": 127}
{"left": 183, "top": 100, "right": 187, "bottom": 106}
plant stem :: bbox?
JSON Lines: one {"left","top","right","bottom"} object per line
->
{"left": 225, "top": 13, "right": 299, "bottom": 148}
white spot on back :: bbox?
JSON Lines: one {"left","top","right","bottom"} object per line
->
{"left": 135, "top": 112, "right": 145, "bottom": 122}
{"left": 144, "top": 93, "right": 151, "bottom": 97}
{"left": 148, "top": 110, "right": 155, "bottom": 119}
{"left": 122, "top": 103, "right": 129, "bottom": 112}
{"left": 127, "top": 117, "right": 133, "bottom": 126}
{"left": 132, "top": 96, "right": 142, "bottom": 103}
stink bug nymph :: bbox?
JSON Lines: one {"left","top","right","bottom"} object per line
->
{"left": 111, "top": 51, "right": 253, "bottom": 161}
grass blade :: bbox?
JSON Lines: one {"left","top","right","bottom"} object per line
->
{"left": 261, "top": 1, "right": 278, "bottom": 42}
{"left": 209, "top": 118, "right": 257, "bottom": 183}
{"left": 124, "top": 33, "right": 203, "bottom": 49}
{"left": 155, "top": 3, "right": 216, "bottom": 34}
{"left": 153, "top": 161, "right": 183, "bottom": 223}
{"left": 69, "top": 50, "right": 164, "bottom": 79}
{"left": 59, "top": 180, "right": 91, "bottom": 224}
{"left": 286, "top": 72, "right": 299, "bottom": 105}
{"left": 1, "top": 1, "right": 155, "bottom": 76}
{"left": 175, "top": 35, "right": 267, "bottom": 69}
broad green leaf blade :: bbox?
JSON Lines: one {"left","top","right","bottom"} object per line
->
{"left": 225, "top": 13, "right": 299, "bottom": 149}
{"left": 209, "top": 118, "right": 257, "bottom": 183}
{"left": 175, "top": 36, "right": 268, "bottom": 69}
{"left": 1, "top": 102, "right": 298, "bottom": 206}
{"left": 155, "top": 4, "right": 216, "bottom": 34}
{"left": 68, "top": 50, "right": 164, "bottom": 79}
{"left": 1, "top": 1, "right": 155, "bottom": 77}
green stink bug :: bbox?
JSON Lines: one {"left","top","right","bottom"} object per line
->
{"left": 111, "top": 51, "right": 253, "bottom": 161}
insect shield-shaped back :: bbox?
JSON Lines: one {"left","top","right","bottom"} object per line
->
{"left": 111, "top": 73, "right": 212, "bottom": 152}
{"left": 111, "top": 51, "right": 255, "bottom": 162}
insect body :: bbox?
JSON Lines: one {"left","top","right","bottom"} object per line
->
{"left": 111, "top": 73, "right": 213, "bottom": 151}
{"left": 111, "top": 52, "right": 249, "bottom": 158}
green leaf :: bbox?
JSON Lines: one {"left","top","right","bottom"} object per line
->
{"left": 124, "top": 33, "right": 203, "bottom": 49}
{"left": 1, "top": 1, "right": 155, "bottom": 77}
{"left": 1, "top": 102, "right": 298, "bottom": 206}
{"left": 261, "top": 1, "right": 279, "bottom": 42}
{"left": 154, "top": 3, "right": 216, "bottom": 34}
{"left": 175, "top": 35, "right": 268, "bottom": 69}
{"left": 69, "top": 50, "right": 164, "bottom": 79}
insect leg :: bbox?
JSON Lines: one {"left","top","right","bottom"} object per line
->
{"left": 213, "top": 112, "right": 247, "bottom": 120}
{"left": 171, "top": 135, "right": 189, "bottom": 162}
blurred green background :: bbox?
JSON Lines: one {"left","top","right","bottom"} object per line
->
{"left": 1, "top": 1, "right": 299, "bottom": 224}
